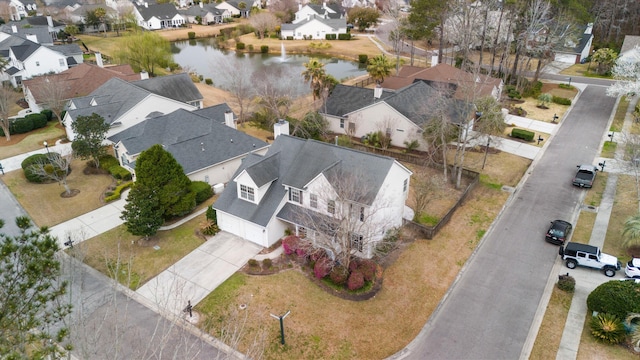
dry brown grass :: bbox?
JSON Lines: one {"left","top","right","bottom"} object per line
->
{"left": 451, "top": 147, "right": 532, "bottom": 187}
{"left": 572, "top": 212, "right": 597, "bottom": 245}
{"left": 0, "top": 122, "right": 66, "bottom": 159}
{"left": 604, "top": 175, "right": 638, "bottom": 262}
{"left": 0, "top": 159, "right": 113, "bottom": 227}
{"left": 584, "top": 172, "right": 608, "bottom": 208}
{"left": 577, "top": 312, "right": 639, "bottom": 360}
{"left": 196, "top": 186, "right": 509, "bottom": 359}
{"left": 78, "top": 213, "right": 208, "bottom": 290}
{"left": 530, "top": 286, "right": 573, "bottom": 360}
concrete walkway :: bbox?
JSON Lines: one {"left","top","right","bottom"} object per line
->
{"left": 555, "top": 95, "right": 639, "bottom": 359}
{"left": 0, "top": 140, "right": 72, "bottom": 172}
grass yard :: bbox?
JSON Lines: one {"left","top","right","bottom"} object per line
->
{"left": 603, "top": 175, "right": 638, "bottom": 263}
{"left": 78, "top": 213, "right": 208, "bottom": 290}
{"left": 577, "top": 311, "right": 639, "bottom": 360}
{"left": 453, "top": 148, "right": 532, "bottom": 188}
{"left": 196, "top": 185, "right": 509, "bottom": 359}
{"left": 0, "top": 122, "right": 66, "bottom": 159}
{"left": 611, "top": 96, "right": 629, "bottom": 133}
{"left": 571, "top": 172, "right": 609, "bottom": 244}
{"left": 1, "top": 159, "right": 114, "bottom": 227}
{"left": 529, "top": 286, "right": 574, "bottom": 359}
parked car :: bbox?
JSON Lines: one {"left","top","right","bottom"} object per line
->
{"left": 558, "top": 242, "right": 621, "bottom": 277}
{"left": 572, "top": 164, "right": 598, "bottom": 188}
{"left": 625, "top": 258, "right": 640, "bottom": 278}
{"left": 545, "top": 220, "right": 572, "bottom": 245}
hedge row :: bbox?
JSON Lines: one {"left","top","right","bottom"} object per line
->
{"left": 552, "top": 96, "right": 572, "bottom": 105}
{"left": 0, "top": 113, "right": 48, "bottom": 136}
{"left": 98, "top": 155, "right": 132, "bottom": 180}
{"left": 104, "top": 181, "right": 133, "bottom": 202}
{"left": 189, "top": 181, "right": 214, "bottom": 205}
{"left": 511, "top": 128, "right": 534, "bottom": 141}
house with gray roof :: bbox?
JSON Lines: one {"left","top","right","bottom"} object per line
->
{"left": 131, "top": 72, "right": 203, "bottom": 109}
{"left": 553, "top": 23, "right": 594, "bottom": 64}
{"left": 179, "top": 2, "right": 229, "bottom": 24}
{"left": 320, "top": 81, "right": 474, "bottom": 152}
{"left": 9, "top": 0, "right": 37, "bottom": 21}
{"left": 63, "top": 74, "right": 202, "bottom": 141}
{"left": 214, "top": 130, "right": 412, "bottom": 251}
{"left": 108, "top": 105, "right": 269, "bottom": 185}
{"left": 0, "top": 34, "right": 79, "bottom": 87}
{"left": 0, "top": 23, "right": 53, "bottom": 45}
{"left": 293, "top": 2, "right": 343, "bottom": 24}
{"left": 215, "top": 0, "right": 259, "bottom": 18}
{"left": 281, "top": 14, "right": 347, "bottom": 40}
{"left": 133, "top": 2, "right": 184, "bottom": 30}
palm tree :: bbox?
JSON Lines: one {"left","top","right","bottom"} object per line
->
{"left": 302, "top": 58, "right": 326, "bottom": 101}
{"left": 622, "top": 214, "right": 640, "bottom": 247}
{"left": 367, "top": 55, "right": 392, "bottom": 84}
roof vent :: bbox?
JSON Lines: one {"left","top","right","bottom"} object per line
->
{"left": 201, "top": 142, "right": 205, "bottom": 151}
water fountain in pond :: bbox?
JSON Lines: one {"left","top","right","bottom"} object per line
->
{"left": 280, "top": 42, "right": 289, "bottom": 62}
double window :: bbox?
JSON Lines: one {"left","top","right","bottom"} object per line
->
{"left": 240, "top": 184, "right": 255, "bottom": 201}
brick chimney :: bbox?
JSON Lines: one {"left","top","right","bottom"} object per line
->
{"left": 374, "top": 84, "right": 382, "bottom": 99}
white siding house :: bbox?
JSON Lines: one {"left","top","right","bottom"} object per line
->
{"left": 281, "top": 15, "right": 347, "bottom": 40}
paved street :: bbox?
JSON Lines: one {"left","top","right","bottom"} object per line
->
{"left": 395, "top": 85, "right": 618, "bottom": 359}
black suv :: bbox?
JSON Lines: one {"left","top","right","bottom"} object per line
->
{"left": 546, "top": 220, "right": 572, "bottom": 245}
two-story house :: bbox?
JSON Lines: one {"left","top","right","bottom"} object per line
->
{"left": 214, "top": 127, "right": 412, "bottom": 256}
{"left": 215, "top": 0, "right": 259, "bottom": 18}
{"left": 281, "top": 14, "right": 348, "bottom": 40}
{"left": 179, "top": 2, "right": 230, "bottom": 25}
{"left": 9, "top": 0, "right": 37, "bottom": 20}
{"left": 293, "top": 2, "right": 343, "bottom": 24}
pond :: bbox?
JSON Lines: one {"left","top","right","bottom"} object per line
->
{"left": 171, "top": 38, "right": 368, "bottom": 95}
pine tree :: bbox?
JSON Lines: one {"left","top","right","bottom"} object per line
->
{"left": 0, "top": 216, "right": 72, "bottom": 358}
{"left": 120, "top": 185, "right": 164, "bottom": 239}
{"left": 134, "top": 144, "right": 195, "bottom": 219}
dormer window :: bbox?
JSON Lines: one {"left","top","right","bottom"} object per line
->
{"left": 240, "top": 184, "right": 255, "bottom": 201}
{"left": 289, "top": 188, "right": 302, "bottom": 204}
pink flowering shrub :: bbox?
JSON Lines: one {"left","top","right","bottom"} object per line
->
{"left": 314, "top": 257, "right": 332, "bottom": 279}
{"left": 347, "top": 270, "right": 365, "bottom": 290}
{"left": 282, "top": 235, "right": 300, "bottom": 255}
{"left": 329, "top": 265, "right": 349, "bottom": 285}
{"left": 358, "top": 259, "right": 377, "bottom": 282}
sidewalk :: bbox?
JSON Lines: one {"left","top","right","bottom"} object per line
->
{"left": 0, "top": 140, "right": 72, "bottom": 172}
{"left": 555, "top": 95, "right": 639, "bottom": 359}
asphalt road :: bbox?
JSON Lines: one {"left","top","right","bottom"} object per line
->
{"left": 400, "top": 85, "right": 617, "bottom": 359}
{"left": 0, "top": 180, "right": 28, "bottom": 236}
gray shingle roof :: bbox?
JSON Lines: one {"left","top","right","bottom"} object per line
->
{"left": 108, "top": 105, "right": 268, "bottom": 175}
{"left": 214, "top": 135, "right": 396, "bottom": 226}
{"left": 282, "top": 14, "right": 346, "bottom": 30}
{"left": 132, "top": 73, "right": 203, "bottom": 104}
{"left": 323, "top": 82, "right": 471, "bottom": 126}
{"left": 10, "top": 41, "right": 40, "bottom": 61}
{"left": 45, "top": 43, "right": 82, "bottom": 56}
{"left": 135, "top": 3, "right": 179, "bottom": 20}
{"left": 0, "top": 25, "right": 53, "bottom": 44}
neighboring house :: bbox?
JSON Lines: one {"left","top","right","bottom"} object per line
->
{"left": 10, "top": 16, "right": 67, "bottom": 40}
{"left": 281, "top": 15, "right": 347, "bottom": 40}
{"left": 68, "top": 4, "right": 117, "bottom": 32}
{"left": 9, "top": 0, "right": 37, "bottom": 20}
{"left": 320, "top": 81, "right": 474, "bottom": 151}
{"left": 215, "top": 0, "right": 258, "bottom": 18}
{"left": 45, "top": 43, "right": 83, "bottom": 66}
{"left": 293, "top": 2, "right": 343, "bottom": 24}
{"left": 0, "top": 35, "right": 79, "bottom": 87}
{"left": 133, "top": 2, "right": 184, "bottom": 30}
{"left": 131, "top": 72, "right": 204, "bottom": 109}
{"left": 380, "top": 63, "right": 503, "bottom": 101}
{"left": 179, "top": 3, "right": 228, "bottom": 25}
{"left": 22, "top": 62, "right": 140, "bottom": 113}
{"left": 214, "top": 131, "right": 412, "bottom": 252}
{"left": 619, "top": 35, "right": 640, "bottom": 64}
{"left": 63, "top": 74, "right": 202, "bottom": 141}
{"left": 0, "top": 23, "right": 54, "bottom": 45}
{"left": 553, "top": 23, "right": 593, "bottom": 64}
{"left": 108, "top": 105, "right": 270, "bottom": 184}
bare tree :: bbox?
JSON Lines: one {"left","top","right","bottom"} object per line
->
{"left": 252, "top": 67, "right": 304, "bottom": 127}
{"left": 249, "top": 12, "right": 279, "bottom": 39}
{"left": 268, "top": 0, "right": 297, "bottom": 22}
{"left": 0, "top": 84, "right": 19, "bottom": 141}
{"left": 29, "top": 152, "right": 74, "bottom": 195}
{"left": 37, "top": 76, "right": 70, "bottom": 126}
{"left": 412, "top": 169, "right": 447, "bottom": 221}
{"left": 290, "top": 168, "right": 400, "bottom": 271}
{"left": 217, "top": 57, "right": 255, "bottom": 126}
{"left": 0, "top": 1, "right": 11, "bottom": 23}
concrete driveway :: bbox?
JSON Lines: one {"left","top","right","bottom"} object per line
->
{"left": 136, "top": 231, "right": 262, "bottom": 316}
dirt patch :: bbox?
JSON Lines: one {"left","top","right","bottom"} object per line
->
{"left": 60, "top": 189, "right": 80, "bottom": 198}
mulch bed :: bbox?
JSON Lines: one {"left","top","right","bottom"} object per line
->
{"left": 240, "top": 230, "right": 417, "bottom": 301}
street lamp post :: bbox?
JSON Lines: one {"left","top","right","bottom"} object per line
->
{"left": 43, "top": 141, "right": 50, "bottom": 155}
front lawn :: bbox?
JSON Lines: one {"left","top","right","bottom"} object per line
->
{"left": 0, "top": 121, "right": 66, "bottom": 159}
